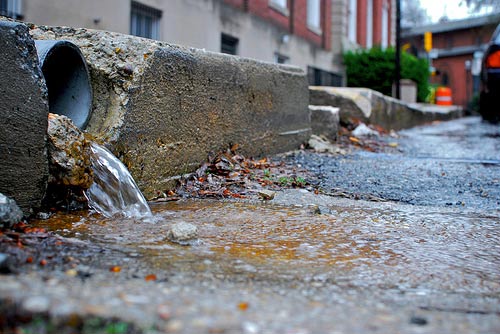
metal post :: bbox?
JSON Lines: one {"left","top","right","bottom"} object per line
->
{"left": 395, "top": 0, "right": 401, "bottom": 99}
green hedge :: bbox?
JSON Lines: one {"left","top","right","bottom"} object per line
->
{"left": 343, "top": 47, "right": 429, "bottom": 102}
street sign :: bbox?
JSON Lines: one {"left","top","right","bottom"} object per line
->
{"left": 424, "top": 31, "right": 432, "bottom": 52}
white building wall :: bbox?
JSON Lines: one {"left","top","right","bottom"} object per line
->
{"left": 21, "top": 0, "right": 341, "bottom": 77}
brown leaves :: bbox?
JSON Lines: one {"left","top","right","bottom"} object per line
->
{"left": 170, "top": 145, "right": 310, "bottom": 201}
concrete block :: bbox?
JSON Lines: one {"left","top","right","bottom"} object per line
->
{"left": 308, "top": 105, "right": 339, "bottom": 141}
{"left": 310, "top": 86, "right": 463, "bottom": 131}
{"left": 0, "top": 21, "right": 49, "bottom": 216}
{"left": 31, "top": 27, "right": 311, "bottom": 199}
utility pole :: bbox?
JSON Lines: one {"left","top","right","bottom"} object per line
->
{"left": 395, "top": 0, "right": 401, "bottom": 99}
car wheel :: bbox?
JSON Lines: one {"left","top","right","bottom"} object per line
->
{"left": 479, "top": 91, "right": 499, "bottom": 123}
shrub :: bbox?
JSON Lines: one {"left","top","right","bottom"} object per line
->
{"left": 343, "top": 47, "right": 429, "bottom": 102}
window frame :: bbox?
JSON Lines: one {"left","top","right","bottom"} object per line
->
{"left": 221, "top": 33, "right": 239, "bottom": 56}
{"left": 366, "top": 0, "right": 373, "bottom": 48}
{"left": 347, "top": 0, "right": 357, "bottom": 43}
{"left": 274, "top": 52, "right": 290, "bottom": 64}
{"left": 130, "top": 1, "right": 162, "bottom": 40}
{"left": 307, "top": 0, "right": 322, "bottom": 34}
{"left": 269, "top": 0, "right": 289, "bottom": 16}
{"left": 0, "top": 0, "right": 22, "bottom": 19}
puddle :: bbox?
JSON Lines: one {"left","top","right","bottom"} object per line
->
{"left": 34, "top": 199, "right": 500, "bottom": 293}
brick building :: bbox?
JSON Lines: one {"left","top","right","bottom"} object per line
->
{"left": 2, "top": 0, "right": 394, "bottom": 87}
{"left": 402, "top": 13, "right": 500, "bottom": 108}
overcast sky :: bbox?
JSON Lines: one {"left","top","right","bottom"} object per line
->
{"left": 419, "top": 0, "right": 491, "bottom": 22}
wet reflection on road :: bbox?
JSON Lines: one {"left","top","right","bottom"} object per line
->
{"left": 35, "top": 198, "right": 500, "bottom": 294}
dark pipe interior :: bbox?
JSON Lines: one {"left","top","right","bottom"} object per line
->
{"left": 35, "top": 41, "right": 92, "bottom": 129}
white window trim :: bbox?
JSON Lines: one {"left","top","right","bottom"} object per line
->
{"left": 366, "top": 0, "right": 373, "bottom": 48}
{"left": 348, "top": 0, "right": 357, "bottom": 43}
{"left": 381, "top": 0, "right": 389, "bottom": 49}
{"left": 307, "top": 0, "right": 322, "bottom": 34}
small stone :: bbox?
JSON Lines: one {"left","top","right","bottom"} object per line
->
{"left": 23, "top": 296, "right": 50, "bottom": 313}
{"left": 0, "top": 253, "right": 9, "bottom": 273}
{"left": 352, "top": 123, "right": 379, "bottom": 138}
{"left": 47, "top": 113, "right": 93, "bottom": 189}
{"left": 65, "top": 269, "right": 78, "bottom": 277}
{"left": 167, "top": 222, "right": 198, "bottom": 244}
{"left": 409, "top": 316, "right": 428, "bottom": 326}
{"left": 165, "top": 319, "right": 183, "bottom": 332}
{"left": 242, "top": 321, "right": 259, "bottom": 334}
{"left": 308, "top": 135, "right": 344, "bottom": 154}
{"left": 258, "top": 189, "right": 275, "bottom": 200}
{"left": 0, "top": 193, "right": 23, "bottom": 228}
{"left": 308, "top": 204, "right": 321, "bottom": 215}
{"left": 36, "top": 212, "right": 52, "bottom": 220}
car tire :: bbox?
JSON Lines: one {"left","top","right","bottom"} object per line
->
{"left": 479, "top": 91, "right": 499, "bottom": 123}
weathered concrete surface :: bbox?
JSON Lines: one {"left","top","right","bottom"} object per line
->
{"left": 0, "top": 21, "right": 48, "bottom": 216}
{"left": 0, "top": 193, "right": 23, "bottom": 228}
{"left": 309, "top": 105, "right": 339, "bottom": 141}
{"left": 31, "top": 26, "right": 311, "bottom": 199}
{"left": 310, "top": 86, "right": 464, "bottom": 130}
{"left": 47, "top": 113, "right": 93, "bottom": 189}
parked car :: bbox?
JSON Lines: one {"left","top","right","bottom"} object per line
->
{"left": 480, "top": 24, "right": 500, "bottom": 122}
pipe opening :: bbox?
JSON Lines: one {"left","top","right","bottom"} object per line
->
{"left": 35, "top": 40, "right": 92, "bottom": 129}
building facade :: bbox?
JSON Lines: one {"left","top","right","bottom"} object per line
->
{"left": 3, "top": 0, "right": 394, "bottom": 87}
{"left": 402, "top": 13, "right": 500, "bottom": 108}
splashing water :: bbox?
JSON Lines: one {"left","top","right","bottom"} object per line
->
{"left": 84, "top": 142, "right": 152, "bottom": 218}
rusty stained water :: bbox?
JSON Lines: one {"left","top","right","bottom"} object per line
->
{"left": 35, "top": 200, "right": 500, "bottom": 294}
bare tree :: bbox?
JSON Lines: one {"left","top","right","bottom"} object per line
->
{"left": 401, "top": 0, "right": 431, "bottom": 27}
{"left": 461, "top": 0, "right": 500, "bottom": 12}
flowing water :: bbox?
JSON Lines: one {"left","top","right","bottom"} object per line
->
{"left": 84, "top": 142, "right": 152, "bottom": 219}
{"left": 35, "top": 194, "right": 500, "bottom": 295}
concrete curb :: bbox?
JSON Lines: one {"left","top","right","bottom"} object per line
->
{"left": 310, "top": 86, "right": 464, "bottom": 131}
{"left": 0, "top": 21, "right": 48, "bottom": 216}
{"left": 31, "top": 26, "right": 311, "bottom": 199}
{"left": 309, "top": 105, "right": 339, "bottom": 141}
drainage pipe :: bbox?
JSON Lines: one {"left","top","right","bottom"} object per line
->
{"left": 35, "top": 40, "right": 92, "bottom": 129}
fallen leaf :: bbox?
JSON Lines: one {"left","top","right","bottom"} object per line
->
{"left": 145, "top": 274, "right": 157, "bottom": 281}
{"left": 110, "top": 266, "right": 121, "bottom": 272}
{"left": 349, "top": 137, "right": 360, "bottom": 144}
{"left": 238, "top": 302, "right": 249, "bottom": 311}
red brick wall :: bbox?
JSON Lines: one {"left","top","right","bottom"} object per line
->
{"left": 356, "top": 0, "right": 392, "bottom": 48}
{"left": 403, "top": 23, "right": 496, "bottom": 107}
{"left": 223, "top": 0, "right": 331, "bottom": 50}
{"left": 357, "top": 0, "right": 367, "bottom": 47}
{"left": 432, "top": 26, "right": 496, "bottom": 49}
{"left": 292, "top": 0, "right": 331, "bottom": 49}
{"left": 431, "top": 55, "right": 472, "bottom": 107}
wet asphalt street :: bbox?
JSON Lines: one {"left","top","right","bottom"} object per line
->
{"left": 289, "top": 117, "right": 500, "bottom": 211}
{"left": 1, "top": 116, "right": 499, "bottom": 333}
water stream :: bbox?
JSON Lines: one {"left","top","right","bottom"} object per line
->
{"left": 84, "top": 142, "right": 152, "bottom": 219}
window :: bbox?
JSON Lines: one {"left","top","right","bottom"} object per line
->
{"left": 130, "top": 1, "right": 162, "bottom": 40}
{"left": 270, "top": 0, "right": 287, "bottom": 9}
{"left": 381, "top": 1, "right": 389, "bottom": 49}
{"left": 307, "top": 66, "right": 342, "bottom": 86}
{"left": 0, "top": 0, "right": 22, "bottom": 19}
{"left": 221, "top": 33, "right": 239, "bottom": 55}
{"left": 366, "top": 0, "right": 373, "bottom": 48}
{"left": 274, "top": 53, "right": 289, "bottom": 64}
{"left": 348, "top": 0, "right": 357, "bottom": 43}
{"left": 307, "top": 0, "right": 321, "bottom": 31}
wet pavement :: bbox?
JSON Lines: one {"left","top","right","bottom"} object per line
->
{"left": 1, "top": 117, "right": 500, "bottom": 333}
{"left": 288, "top": 117, "right": 500, "bottom": 210}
